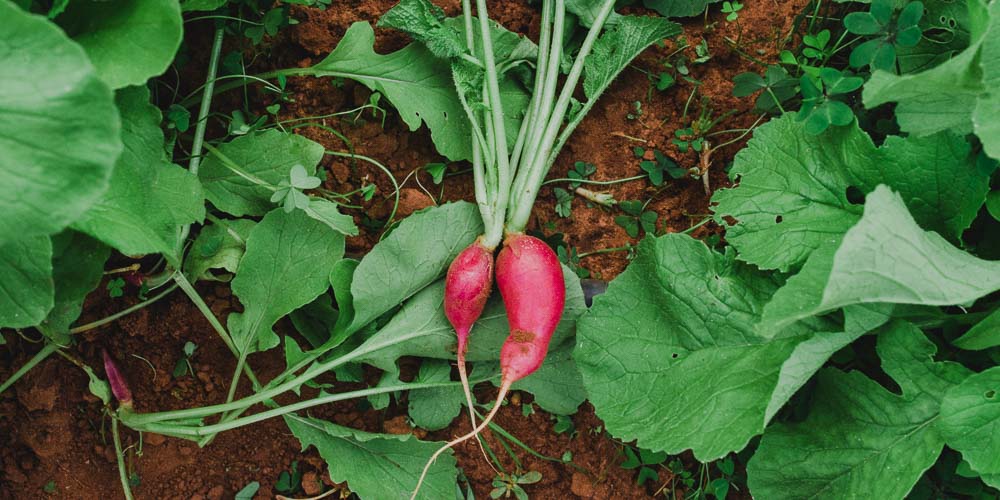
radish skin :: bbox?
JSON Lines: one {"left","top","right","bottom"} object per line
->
{"left": 495, "top": 233, "right": 565, "bottom": 381}
{"left": 413, "top": 234, "right": 565, "bottom": 499}
{"left": 443, "top": 237, "right": 495, "bottom": 468}
{"left": 103, "top": 349, "right": 133, "bottom": 409}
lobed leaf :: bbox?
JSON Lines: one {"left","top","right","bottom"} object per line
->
{"left": 228, "top": 209, "right": 345, "bottom": 355}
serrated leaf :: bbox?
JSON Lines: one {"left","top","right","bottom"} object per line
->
{"left": 748, "top": 323, "right": 969, "bottom": 499}
{"left": 0, "top": 3, "right": 121, "bottom": 244}
{"left": 575, "top": 234, "right": 843, "bottom": 461}
{"left": 583, "top": 16, "right": 682, "bottom": 102}
{"left": 199, "top": 130, "right": 325, "bottom": 217}
{"left": 42, "top": 231, "right": 110, "bottom": 335}
{"left": 58, "top": 0, "right": 183, "bottom": 89}
{"left": 303, "top": 22, "right": 470, "bottom": 161}
{"left": 711, "top": 115, "right": 990, "bottom": 271}
{"left": 284, "top": 414, "right": 458, "bottom": 500}
{"left": 0, "top": 237, "right": 54, "bottom": 328}
{"left": 72, "top": 86, "right": 204, "bottom": 262}
{"left": 228, "top": 209, "right": 345, "bottom": 355}
{"left": 378, "top": 0, "right": 464, "bottom": 59}
{"left": 348, "top": 202, "right": 482, "bottom": 332}
{"left": 761, "top": 186, "right": 1000, "bottom": 333}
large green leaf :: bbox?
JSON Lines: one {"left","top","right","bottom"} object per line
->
{"left": 973, "top": 1, "right": 1000, "bottom": 159}
{"left": 58, "top": 0, "right": 183, "bottom": 89}
{"left": 199, "top": 130, "right": 325, "bottom": 217}
{"left": 761, "top": 186, "right": 1000, "bottom": 333}
{"left": 42, "top": 231, "right": 109, "bottom": 335}
{"left": 302, "top": 22, "right": 470, "bottom": 161}
{"left": 0, "top": 237, "right": 53, "bottom": 328}
{"left": 939, "top": 366, "right": 1000, "bottom": 488}
{"left": 711, "top": 115, "right": 990, "bottom": 271}
{"left": 348, "top": 202, "right": 482, "bottom": 332}
{"left": 357, "top": 265, "right": 587, "bottom": 414}
{"left": 284, "top": 414, "right": 458, "bottom": 500}
{"left": 0, "top": 2, "right": 121, "bottom": 244}
{"left": 748, "top": 323, "right": 969, "bottom": 499}
{"left": 575, "top": 234, "right": 844, "bottom": 461}
{"left": 72, "top": 86, "right": 204, "bottom": 261}
{"left": 228, "top": 209, "right": 344, "bottom": 355}
{"left": 583, "top": 16, "right": 681, "bottom": 101}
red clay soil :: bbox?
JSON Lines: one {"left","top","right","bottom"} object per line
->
{"left": 1, "top": 0, "right": 808, "bottom": 498}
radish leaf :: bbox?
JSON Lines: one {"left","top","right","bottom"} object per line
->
{"left": 284, "top": 414, "right": 458, "bottom": 500}
{"left": 348, "top": 202, "right": 482, "bottom": 332}
{"left": 0, "top": 237, "right": 54, "bottom": 329}
{"left": 228, "top": 209, "right": 345, "bottom": 354}
{"left": 72, "top": 86, "right": 205, "bottom": 262}
{"left": 748, "top": 323, "right": 969, "bottom": 498}
{"left": 56, "top": 0, "right": 183, "bottom": 89}
{"left": 711, "top": 115, "right": 990, "bottom": 272}
{"left": 183, "top": 218, "right": 256, "bottom": 283}
{"left": 761, "top": 186, "right": 1000, "bottom": 333}
{"left": 408, "top": 359, "right": 466, "bottom": 431}
{"left": 940, "top": 366, "right": 1000, "bottom": 487}
{"left": 42, "top": 231, "right": 110, "bottom": 336}
{"left": 0, "top": 2, "right": 121, "bottom": 244}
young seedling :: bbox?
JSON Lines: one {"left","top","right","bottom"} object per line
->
{"left": 172, "top": 342, "right": 198, "bottom": 378}
{"left": 490, "top": 470, "right": 542, "bottom": 500}
{"left": 621, "top": 446, "right": 667, "bottom": 487}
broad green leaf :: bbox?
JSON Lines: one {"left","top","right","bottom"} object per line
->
{"left": 583, "top": 16, "right": 682, "bottom": 101}
{"left": 711, "top": 115, "right": 990, "bottom": 271}
{"left": 58, "top": 0, "right": 183, "bottom": 89}
{"left": 289, "top": 294, "right": 337, "bottom": 349}
{"left": 348, "top": 202, "right": 482, "bottom": 332}
{"left": 0, "top": 237, "right": 53, "bottom": 328}
{"left": 284, "top": 414, "right": 458, "bottom": 500}
{"left": 575, "top": 234, "right": 841, "bottom": 461}
{"left": 183, "top": 219, "right": 256, "bottom": 282}
{"left": 228, "top": 209, "right": 345, "bottom": 354}
{"left": 939, "top": 366, "right": 1000, "bottom": 487}
{"left": 643, "top": 0, "right": 722, "bottom": 18}
{"left": 408, "top": 359, "right": 466, "bottom": 431}
{"left": 42, "top": 231, "right": 110, "bottom": 335}
{"left": 72, "top": 86, "right": 204, "bottom": 262}
{"left": 0, "top": 2, "right": 121, "bottom": 244}
{"left": 304, "top": 22, "right": 469, "bottom": 161}
{"left": 748, "top": 323, "right": 968, "bottom": 499}
{"left": 357, "top": 266, "right": 587, "bottom": 413}
{"left": 304, "top": 198, "right": 358, "bottom": 236}
{"left": 761, "top": 186, "right": 1000, "bottom": 333}
{"left": 952, "top": 308, "right": 1000, "bottom": 350}
{"left": 199, "top": 130, "right": 325, "bottom": 217}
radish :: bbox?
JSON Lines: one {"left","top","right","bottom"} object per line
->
{"left": 412, "top": 233, "right": 564, "bottom": 499}
{"left": 443, "top": 237, "right": 494, "bottom": 461}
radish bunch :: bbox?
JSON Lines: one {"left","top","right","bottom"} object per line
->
{"left": 406, "top": 0, "right": 669, "bottom": 496}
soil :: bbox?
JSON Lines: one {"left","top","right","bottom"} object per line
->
{"left": 1, "top": 0, "right": 809, "bottom": 498}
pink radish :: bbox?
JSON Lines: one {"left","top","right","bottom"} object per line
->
{"left": 443, "top": 237, "right": 494, "bottom": 462}
{"left": 413, "top": 233, "right": 565, "bottom": 499}
{"left": 103, "top": 349, "right": 133, "bottom": 409}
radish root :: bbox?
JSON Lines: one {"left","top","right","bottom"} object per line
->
{"left": 410, "top": 379, "right": 513, "bottom": 500}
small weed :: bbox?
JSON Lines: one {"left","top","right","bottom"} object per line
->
{"left": 235, "top": 481, "right": 260, "bottom": 500}
{"left": 490, "top": 470, "right": 542, "bottom": 500}
{"left": 271, "top": 164, "right": 322, "bottom": 213}
{"left": 633, "top": 147, "right": 685, "bottom": 186}
{"left": 172, "top": 341, "right": 197, "bottom": 378}
{"left": 615, "top": 201, "right": 658, "bottom": 238}
{"left": 551, "top": 414, "right": 576, "bottom": 437}
{"left": 43, "top": 480, "right": 56, "bottom": 494}
{"left": 620, "top": 446, "right": 667, "bottom": 487}
{"left": 276, "top": 460, "right": 303, "bottom": 495}
{"left": 721, "top": 1, "right": 744, "bottom": 22}
{"left": 106, "top": 278, "right": 125, "bottom": 298}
